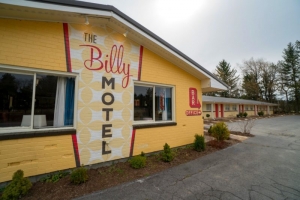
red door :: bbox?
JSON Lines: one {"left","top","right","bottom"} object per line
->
{"left": 215, "top": 104, "right": 219, "bottom": 118}
{"left": 220, "top": 104, "right": 224, "bottom": 117}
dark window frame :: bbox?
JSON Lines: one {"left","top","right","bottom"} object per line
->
{"left": 133, "top": 82, "right": 175, "bottom": 125}
{"left": 0, "top": 66, "right": 78, "bottom": 133}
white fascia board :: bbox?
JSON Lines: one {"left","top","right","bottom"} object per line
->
{"left": 210, "top": 78, "right": 227, "bottom": 90}
{"left": 0, "top": 0, "right": 112, "bottom": 17}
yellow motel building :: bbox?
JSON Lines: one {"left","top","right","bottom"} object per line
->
{"left": 0, "top": 1, "right": 228, "bottom": 183}
{"left": 203, "top": 96, "right": 278, "bottom": 118}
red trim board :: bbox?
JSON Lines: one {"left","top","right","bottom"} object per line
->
{"left": 130, "top": 129, "right": 136, "bottom": 157}
{"left": 63, "top": 23, "right": 80, "bottom": 166}
{"left": 138, "top": 46, "right": 144, "bottom": 81}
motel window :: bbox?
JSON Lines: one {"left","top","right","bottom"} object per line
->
{"left": 232, "top": 105, "right": 237, "bottom": 111}
{"left": 134, "top": 84, "right": 173, "bottom": 122}
{"left": 206, "top": 104, "right": 211, "bottom": 111}
{"left": 225, "top": 104, "right": 230, "bottom": 111}
{"left": 0, "top": 69, "right": 77, "bottom": 130}
{"left": 245, "top": 105, "right": 248, "bottom": 111}
{"left": 250, "top": 106, "right": 253, "bottom": 111}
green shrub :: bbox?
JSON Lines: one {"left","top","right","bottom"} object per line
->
{"left": 140, "top": 151, "right": 145, "bottom": 157}
{"left": 0, "top": 186, "right": 5, "bottom": 193}
{"left": 193, "top": 134, "right": 205, "bottom": 152}
{"left": 238, "top": 112, "right": 243, "bottom": 117}
{"left": 258, "top": 111, "right": 264, "bottom": 116}
{"left": 206, "top": 114, "right": 210, "bottom": 118}
{"left": 70, "top": 166, "right": 88, "bottom": 185}
{"left": 161, "top": 143, "right": 174, "bottom": 162}
{"left": 129, "top": 155, "right": 146, "bottom": 169}
{"left": 40, "top": 171, "right": 70, "bottom": 183}
{"left": 105, "top": 165, "right": 124, "bottom": 175}
{"left": 243, "top": 112, "right": 248, "bottom": 117}
{"left": 211, "top": 122, "right": 230, "bottom": 141}
{"left": 1, "top": 170, "right": 32, "bottom": 200}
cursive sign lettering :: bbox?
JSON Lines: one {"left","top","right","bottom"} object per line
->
{"left": 80, "top": 44, "right": 132, "bottom": 88}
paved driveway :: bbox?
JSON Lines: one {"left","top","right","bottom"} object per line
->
{"left": 76, "top": 116, "right": 300, "bottom": 200}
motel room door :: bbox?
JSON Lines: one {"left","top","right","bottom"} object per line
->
{"left": 215, "top": 104, "right": 219, "bottom": 118}
{"left": 220, "top": 104, "right": 224, "bottom": 118}
{"left": 239, "top": 105, "right": 244, "bottom": 113}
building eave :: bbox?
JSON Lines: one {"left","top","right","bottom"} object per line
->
{"left": 0, "top": 0, "right": 228, "bottom": 91}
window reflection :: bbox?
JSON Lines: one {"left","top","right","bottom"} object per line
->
{"left": 0, "top": 72, "right": 75, "bottom": 129}
{"left": 0, "top": 72, "right": 33, "bottom": 127}
{"left": 134, "top": 86, "right": 153, "bottom": 121}
{"left": 34, "top": 75, "right": 57, "bottom": 127}
{"left": 155, "top": 87, "right": 172, "bottom": 121}
{"left": 134, "top": 85, "right": 173, "bottom": 122}
{"left": 34, "top": 75, "right": 75, "bottom": 128}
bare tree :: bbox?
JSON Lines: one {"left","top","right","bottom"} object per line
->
{"left": 238, "top": 119, "right": 256, "bottom": 134}
{"left": 239, "top": 58, "right": 278, "bottom": 102}
{"left": 261, "top": 63, "right": 278, "bottom": 102}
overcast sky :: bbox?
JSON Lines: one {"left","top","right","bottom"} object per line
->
{"left": 82, "top": 0, "right": 300, "bottom": 73}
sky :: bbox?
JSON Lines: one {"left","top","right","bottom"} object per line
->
{"left": 81, "top": 0, "right": 300, "bottom": 74}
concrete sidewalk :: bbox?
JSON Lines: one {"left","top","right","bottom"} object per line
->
{"left": 76, "top": 116, "right": 300, "bottom": 200}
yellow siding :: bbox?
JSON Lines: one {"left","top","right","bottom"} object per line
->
{"left": 0, "top": 19, "right": 66, "bottom": 71}
{"left": 246, "top": 110, "right": 255, "bottom": 116}
{"left": 0, "top": 135, "right": 76, "bottom": 182}
{"left": 0, "top": 19, "right": 74, "bottom": 183}
{"left": 203, "top": 111, "right": 212, "bottom": 118}
{"left": 224, "top": 111, "right": 238, "bottom": 117}
{"left": 133, "top": 48, "right": 202, "bottom": 155}
{"left": 202, "top": 103, "right": 213, "bottom": 118}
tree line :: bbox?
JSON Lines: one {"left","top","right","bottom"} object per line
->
{"left": 203, "top": 40, "right": 300, "bottom": 113}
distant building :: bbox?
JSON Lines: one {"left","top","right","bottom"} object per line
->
{"left": 202, "top": 96, "right": 277, "bottom": 118}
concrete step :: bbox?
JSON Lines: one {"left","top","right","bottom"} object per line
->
{"left": 230, "top": 134, "right": 248, "bottom": 141}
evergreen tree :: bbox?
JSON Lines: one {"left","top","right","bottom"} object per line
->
{"left": 241, "top": 73, "right": 261, "bottom": 100}
{"left": 280, "top": 42, "right": 300, "bottom": 112}
{"left": 261, "top": 63, "right": 278, "bottom": 102}
{"left": 278, "top": 60, "right": 291, "bottom": 109}
{"left": 204, "top": 60, "right": 239, "bottom": 97}
{"left": 240, "top": 58, "right": 263, "bottom": 101}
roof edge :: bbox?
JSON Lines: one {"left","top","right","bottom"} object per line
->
{"left": 202, "top": 96, "right": 278, "bottom": 106}
{"left": 23, "top": 0, "right": 228, "bottom": 88}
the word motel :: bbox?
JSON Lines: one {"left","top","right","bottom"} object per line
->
{"left": 101, "top": 76, "right": 115, "bottom": 155}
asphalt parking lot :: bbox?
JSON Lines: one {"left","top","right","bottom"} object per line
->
{"left": 76, "top": 115, "right": 300, "bottom": 200}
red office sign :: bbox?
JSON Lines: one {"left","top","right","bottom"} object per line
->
{"left": 189, "top": 88, "right": 201, "bottom": 109}
{"left": 185, "top": 110, "right": 202, "bottom": 116}
{"left": 186, "top": 88, "right": 202, "bottom": 116}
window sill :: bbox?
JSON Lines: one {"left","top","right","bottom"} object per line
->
{"left": 133, "top": 122, "right": 177, "bottom": 129}
{"left": 0, "top": 128, "right": 76, "bottom": 140}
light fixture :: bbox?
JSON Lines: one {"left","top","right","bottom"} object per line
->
{"left": 85, "top": 16, "right": 89, "bottom": 25}
{"left": 123, "top": 31, "right": 128, "bottom": 37}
